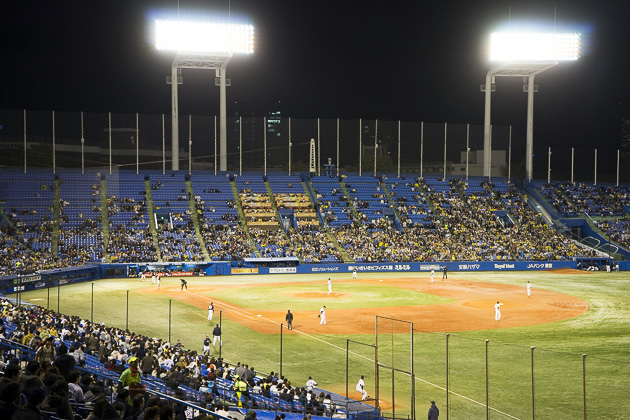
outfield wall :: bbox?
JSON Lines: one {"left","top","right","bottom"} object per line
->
{"left": 0, "top": 260, "right": 583, "bottom": 294}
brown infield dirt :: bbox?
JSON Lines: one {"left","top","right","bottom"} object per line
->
{"left": 142, "top": 273, "right": 589, "bottom": 335}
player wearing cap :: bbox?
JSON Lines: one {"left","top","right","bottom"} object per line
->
{"left": 356, "top": 375, "right": 368, "bottom": 400}
{"left": 118, "top": 356, "right": 142, "bottom": 390}
{"left": 306, "top": 376, "right": 318, "bottom": 391}
{"left": 428, "top": 401, "right": 439, "bottom": 420}
{"left": 203, "top": 335, "right": 211, "bottom": 356}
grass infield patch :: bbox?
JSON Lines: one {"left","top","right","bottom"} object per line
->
{"left": 204, "top": 283, "right": 454, "bottom": 310}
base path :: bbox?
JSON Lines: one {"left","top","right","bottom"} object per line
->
{"left": 142, "top": 277, "right": 589, "bottom": 335}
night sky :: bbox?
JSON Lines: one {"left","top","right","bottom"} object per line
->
{"left": 1, "top": 0, "right": 629, "bottom": 154}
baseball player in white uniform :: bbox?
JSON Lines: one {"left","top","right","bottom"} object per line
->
{"left": 140, "top": 272, "right": 146, "bottom": 282}
{"left": 356, "top": 375, "right": 368, "bottom": 400}
{"left": 430, "top": 269, "right": 435, "bottom": 283}
{"left": 328, "top": 278, "right": 332, "bottom": 295}
{"left": 306, "top": 376, "right": 318, "bottom": 391}
{"left": 156, "top": 275, "right": 161, "bottom": 288}
{"left": 527, "top": 281, "right": 532, "bottom": 297}
{"left": 208, "top": 302, "right": 214, "bottom": 321}
{"left": 494, "top": 301, "right": 504, "bottom": 321}
{"left": 352, "top": 268, "right": 357, "bottom": 279}
{"left": 319, "top": 306, "right": 327, "bottom": 325}
{"left": 151, "top": 273, "right": 156, "bottom": 284}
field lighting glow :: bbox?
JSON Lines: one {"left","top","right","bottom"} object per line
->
{"left": 490, "top": 32, "right": 581, "bottom": 62}
{"left": 154, "top": 20, "right": 254, "bottom": 54}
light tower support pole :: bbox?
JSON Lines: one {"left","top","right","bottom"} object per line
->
{"left": 168, "top": 54, "right": 233, "bottom": 172}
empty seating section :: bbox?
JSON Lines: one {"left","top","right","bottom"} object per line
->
{"left": 0, "top": 172, "right": 55, "bottom": 252}
{"left": 58, "top": 172, "right": 104, "bottom": 264}
{"left": 105, "top": 173, "right": 157, "bottom": 262}
{"left": 310, "top": 176, "right": 353, "bottom": 228}
{"left": 383, "top": 176, "right": 431, "bottom": 228}
{"left": 0, "top": 172, "right": 60, "bottom": 275}
{"left": 149, "top": 173, "right": 204, "bottom": 262}
{"left": 343, "top": 175, "right": 391, "bottom": 228}
{"left": 190, "top": 174, "right": 238, "bottom": 225}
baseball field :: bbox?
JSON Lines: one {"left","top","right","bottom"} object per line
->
{"left": 16, "top": 269, "right": 630, "bottom": 419}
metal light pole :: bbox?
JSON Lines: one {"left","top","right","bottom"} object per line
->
{"left": 482, "top": 31, "right": 580, "bottom": 181}
{"left": 155, "top": 20, "right": 254, "bottom": 171}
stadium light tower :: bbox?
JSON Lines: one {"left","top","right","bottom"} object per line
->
{"left": 482, "top": 31, "right": 581, "bottom": 181}
{"left": 154, "top": 19, "right": 254, "bottom": 171}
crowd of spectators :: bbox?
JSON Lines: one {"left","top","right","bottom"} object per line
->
{"left": 286, "top": 227, "right": 343, "bottom": 263}
{"left": 0, "top": 299, "right": 344, "bottom": 420}
{"left": 3, "top": 174, "right": 626, "bottom": 276}
{"left": 200, "top": 224, "right": 254, "bottom": 261}
{"left": 540, "top": 182, "right": 630, "bottom": 217}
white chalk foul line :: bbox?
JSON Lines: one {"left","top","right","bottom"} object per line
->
{"left": 183, "top": 291, "right": 519, "bottom": 419}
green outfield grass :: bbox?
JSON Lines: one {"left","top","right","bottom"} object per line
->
{"left": 14, "top": 270, "right": 630, "bottom": 419}
{"left": 207, "top": 283, "right": 453, "bottom": 310}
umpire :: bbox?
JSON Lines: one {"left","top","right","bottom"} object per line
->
{"left": 285, "top": 310, "right": 294, "bottom": 330}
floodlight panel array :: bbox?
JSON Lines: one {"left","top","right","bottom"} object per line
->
{"left": 490, "top": 32, "right": 581, "bottom": 62}
{"left": 155, "top": 20, "right": 254, "bottom": 54}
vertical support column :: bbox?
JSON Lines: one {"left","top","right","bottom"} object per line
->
{"left": 508, "top": 126, "right": 512, "bottom": 182}
{"left": 375, "top": 316, "right": 379, "bottom": 412}
{"left": 23, "top": 109, "right": 27, "bottom": 174}
{"left": 525, "top": 75, "right": 536, "bottom": 182}
{"left": 485, "top": 339, "right": 489, "bottom": 420}
{"left": 318, "top": 118, "right": 321, "bottom": 176}
{"left": 171, "top": 62, "right": 180, "bottom": 171}
{"left": 239, "top": 118, "right": 242, "bottom": 176}
{"left": 81, "top": 112, "right": 85, "bottom": 175}
{"left": 547, "top": 147, "right": 552, "bottom": 184}
{"left": 168, "top": 299, "right": 172, "bottom": 343}
{"left": 162, "top": 114, "right": 166, "bottom": 175}
{"left": 264, "top": 117, "right": 267, "bottom": 176}
{"left": 188, "top": 114, "right": 193, "bottom": 176}
{"left": 218, "top": 61, "right": 230, "bottom": 172}
{"left": 214, "top": 116, "right": 217, "bottom": 176}
{"left": 443, "top": 122, "right": 447, "bottom": 180}
{"left": 359, "top": 119, "right": 362, "bottom": 176}
{"left": 336, "top": 118, "right": 340, "bottom": 177}
{"left": 373, "top": 119, "right": 378, "bottom": 177}
{"left": 397, "top": 120, "right": 401, "bottom": 179}
{"left": 616, "top": 150, "right": 620, "bottom": 186}
{"left": 466, "top": 124, "right": 470, "bottom": 182}
{"left": 582, "top": 354, "right": 587, "bottom": 420}
{"left": 446, "top": 333, "right": 450, "bottom": 420}
{"left": 52, "top": 110, "right": 56, "bottom": 174}
{"left": 488, "top": 125, "right": 493, "bottom": 181}
{"left": 531, "top": 346, "right": 536, "bottom": 420}
{"left": 571, "top": 147, "right": 574, "bottom": 184}
{"left": 410, "top": 322, "right": 415, "bottom": 420}
{"left": 288, "top": 117, "right": 292, "bottom": 175}
{"left": 108, "top": 112, "right": 112, "bottom": 174}
{"left": 483, "top": 72, "right": 493, "bottom": 177}
{"left": 420, "top": 122, "right": 424, "bottom": 178}
{"left": 594, "top": 149, "right": 598, "bottom": 186}
{"left": 136, "top": 113, "right": 140, "bottom": 175}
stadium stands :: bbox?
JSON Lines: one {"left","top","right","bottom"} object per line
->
{"left": 1, "top": 169, "right": 628, "bottom": 275}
